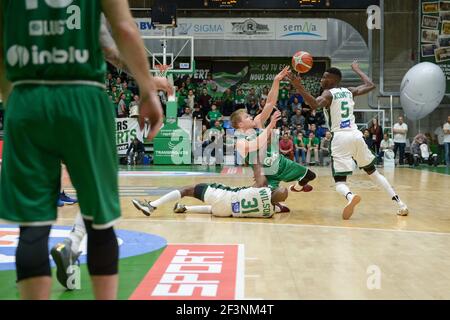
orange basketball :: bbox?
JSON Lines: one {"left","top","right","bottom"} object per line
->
{"left": 292, "top": 51, "right": 314, "bottom": 73}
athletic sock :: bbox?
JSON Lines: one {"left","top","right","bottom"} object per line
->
{"left": 185, "top": 205, "right": 212, "bottom": 214}
{"left": 68, "top": 212, "right": 86, "bottom": 254}
{"left": 150, "top": 190, "right": 182, "bottom": 208}
{"left": 336, "top": 182, "right": 354, "bottom": 201}
{"left": 368, "top": 171, "right": 405, "bottom": 207}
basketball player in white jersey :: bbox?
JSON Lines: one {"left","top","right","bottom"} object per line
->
{"left": 132, "top": 183, "right": 289, "bottom": 218}
{"left": 289, "top": 61, "right": 409, "bottom": 219}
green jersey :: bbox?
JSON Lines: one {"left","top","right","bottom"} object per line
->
{"left": 2, "top": 0, "right": 105, "bottom": 84}
{"left": 279, "top": 88, "right": 289, "bottom": 101}
{"left": 208, "top": 110, "right": 222, "bottom": 121}
{"left": 121, "top": 89, "right": 133, "bottom": 106}
{"left": 303, "top": 137, "right": 320, "bottom": 147}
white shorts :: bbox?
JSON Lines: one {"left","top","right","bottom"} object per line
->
{"left": 204, "top": 186, "right": 234, "bottom": 217}
{"left": 331, "top": 130, "right": 375, "bottom": 176}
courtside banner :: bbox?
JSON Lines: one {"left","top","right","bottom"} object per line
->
{"left": 115, "top": 118, "right": 142, "bottom": 155}
{"left": 130, "top": 244, "right": 245, "bottom": 300}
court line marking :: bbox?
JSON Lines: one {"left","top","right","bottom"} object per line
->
{"left": 404, "top": 167, "right": 450, "bottom": 178}
{"left": 69, "top": 218, "right": 450, "bottom": 237}
{"left": 235, "top": 244, "right": 245, "bottom": 300}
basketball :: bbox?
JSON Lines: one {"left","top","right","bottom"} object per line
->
{"left": 292, "top": 51, "right": 313, "bottom": 73}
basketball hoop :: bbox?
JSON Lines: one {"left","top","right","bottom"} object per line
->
{"left": 155, "top": 64, "right": 171, "bottom": 78}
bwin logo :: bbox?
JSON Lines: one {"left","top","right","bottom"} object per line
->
{"left": 7, "top": 45, "right": 30, "bottom": 67}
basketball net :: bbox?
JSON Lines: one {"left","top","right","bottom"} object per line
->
{"left": 155, "top": 64, "right": 170, "bottom": 78}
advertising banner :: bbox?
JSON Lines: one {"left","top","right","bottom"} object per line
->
{"left": 419, "top": 0, "right": 450, "bottom": 94}
{"left": 116, "top": 118, "right": 142, "bottom": 155}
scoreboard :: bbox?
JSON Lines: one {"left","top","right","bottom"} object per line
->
{"left": 176, "top": 0, "right": 380, "bottom": 10}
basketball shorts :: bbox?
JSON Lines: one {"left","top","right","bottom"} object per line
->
{"left": 0, "top": 84, "right": 120, "bottom": 229}
{"left": 265, "top": 155, "right": 308, "bottom": 188}
{"left": 203, "top": 184, "right": 272, "bottom": 218}
{"left": 330, "top": 130, "right": 376, "bottom": 176}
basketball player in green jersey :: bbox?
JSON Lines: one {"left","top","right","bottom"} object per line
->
{"left": 231, "top": 67, "right": 316, "bottom": 196}
{"left": 288, "top": 61, "right": 409, "bottom": 219}
{"left": 0, "top": 0, "right": 168, "bottom": 300}
{"left": 132, "top": 183, "right": 289, "bottom": 218}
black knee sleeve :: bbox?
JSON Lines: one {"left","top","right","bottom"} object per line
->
{"left": 16, "top": 226, "right": 51, "bottom": 282}
{"left": 334, "top": 176, "right": 347, "bottom": 183}
{"left": 194, "top": 183, "right": 209, "bottom": 201}
{"left": 84, "top": 219, "right": 119, "bottom": 276}
{"left": 363, "top": 164, "right": 376, "bottom": 175}
{"left": 299, "top": 169, "right": 317, "bottom": 186}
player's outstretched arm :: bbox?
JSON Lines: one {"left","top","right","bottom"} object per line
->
{"left": 288, "top": 72, "right": 331, "bottom": 110}
{"left": 254, "top": 66, "right": 289, "bottom": 127}
{"left": 348, "top": 60, "right": 376, "bottom": 97}
{"left": 0, "top": 0, "right": 12, "bottom": 105}
{"left": 102, "top": 0, "right": 163, "bottom": 141}
{"left": 236, "top": 111, "right": 281, "bottom": 158}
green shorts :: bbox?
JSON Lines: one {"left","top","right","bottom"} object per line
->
{"left": 0, "top": 84, "right": 120, "bottom": 229}
{"left": 265, "top": 155, "right": 308, "bottom": 188}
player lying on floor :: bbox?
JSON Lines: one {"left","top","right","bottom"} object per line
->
{"left": 132, "top": 183, "right": 289, "bottom": 218}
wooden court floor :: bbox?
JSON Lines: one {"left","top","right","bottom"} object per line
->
{"left": 57, "top": 166, "right": 450, "bottom": 300}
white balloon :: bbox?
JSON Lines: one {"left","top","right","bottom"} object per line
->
{"left": 400, "top": 62, "right": 446, "bottom": 120}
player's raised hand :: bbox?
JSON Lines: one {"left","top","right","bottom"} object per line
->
{"left": 153, "top": 76, "right": 174, "bottom": 96}
{"left": 351, "top": 60, "right": 361, "bottom": 72}
{"left": 274, "top": 66, "right": 290, "bottom": 82}
{"left": 287, "top": 72, "right": 303, "bottom": 89}
{"left": 139, "top": 91, "right": 164, "bottom": 141}
{"left": 269, "top": 110, "right": 281, "bottom": 128}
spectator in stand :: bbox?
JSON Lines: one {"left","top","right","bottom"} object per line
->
{"left": 111, "top": 85, "right": 121, "bottom": 105}
{"left": 369, "top": 118, "right": 383, "bottom": 154}
{"left": 260, "top": 86, "right": 269, "bottom": 100}
{"left": 378, "top": 133, "right": 394, "bottom": 164}
{"left": 211, "top": 85, "right": 223, "bottom": 108}
{"left": 305, "top": 109, "right": 319, "bottom": 127}
{"left": 305, "top": 123, "right": 317, "bottom": 137}
{"left": 185, "top": 77, "right": 197, "bottom": 93}
{"left": 294, "top": 132, "right": 307, "bottom": 164}
{"left": 181, "top": 107, "right": 193, "bottom": 119}
{"left": 246, "top": 88, "right": 259, "bottom": 106}
{"left": 114, "top": 77, "right": 123, "bottom": 91}
{"left": 105, "top": 72, "right": 114, "bottom": 89}
{"left": 234, "top": 88, "right": 246, "bottom": 110}
{"left": 290, "top": 109, "right": 305, "bottom": 130}
{"left": 291, "top": 124, "right": 304, "bottom": 137}
{"left": 319, "top": 131, "right": 332, "bottom": 166}
{"left": 198, "top": 88, "right": 212, "bottom": 113}
{"left": 117, "top": 93, "right": 128, "bottom": 118}
{"left": 280, "top": 133, "right": 294, "bottom": 161}
{"left": 186, "top": 89, "right": 196, "bottom": 109}
{"left": 278, "top": 84, "right": 290, "bottom": 111}
{"left": 206, "top": 104, "right": 223, "bottom": 127}
{"left": 315, "top": 110, "right": 326, "bottom": 127}
{"left": 288, "top": 93, "right": 304, "bottom": 110}
{"left": 121, "top": 82, "right": 133, "bottom": 108}
{"left": 290, "top": 96, "right": 303, "bottom": 113}
{"left": 281, "top": 116, "right": 290, "bottom": 130}
{"left": 221, "top": 88, "right": 234, "bottom": 116}
{"left": 126, "top": 138, "right": 145, "bottom": 165}
{"left": 304, "top": 131, "right": 320, "bottom": 165}
{"left": 247, "top": 99, "right": 259, "bottom": 118}
{"left": 444, "top": 115, "right": 450, "bottom": 166}
{"left": 393, "top": 116, "right": 408, "bottom": 165}
{"left": 363, "top": 129, "right": 375, "bottom": 151}
{"left": 192, "top": 103, "right": 204, "bottom": 125}
{"left": 129, "top": 95, "right": 140, "bottom": 119}
{"left": 209, "top": 120, "right": 225, "bottom": 165}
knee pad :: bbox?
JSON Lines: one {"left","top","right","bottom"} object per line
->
{"left": 84, "top": 220, "right": 119, "bottom": 276}
{"left": 16, "top": 226, "right": 51, "bottom": 282}
{"left": 334, "top": 176, "right": 347, "bottom": 183}
{"left": 363, "top": 164, "right": 376, "bottom": 175}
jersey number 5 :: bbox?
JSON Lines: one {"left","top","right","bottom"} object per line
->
{"left": 341, "top": 101, "right": 350, "bottom": 119}
{"left": 241, "top": 198, "right": 259, "bottom": 214}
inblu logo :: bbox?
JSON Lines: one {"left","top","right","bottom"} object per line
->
{"left": 282, "top": 22, "right": 321, "bottom": 38}
{"left": 6, "top": 44, "right": 89, "bottom": 67}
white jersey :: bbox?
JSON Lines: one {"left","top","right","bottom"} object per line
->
{"left": 325, "top": 88, "right": 358, "bottom": 132}
{"left": 204, "top": 184, "right": 274, "bottom": 218}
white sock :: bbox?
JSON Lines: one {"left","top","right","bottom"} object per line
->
{"left": 185, "top": 205, "right": 212, "bottom": 214}
{"left": 368, "top": 171, "right": 406, "bottom": 208}
{"left": 150, "top": 190, "right": 182, "bottom": 208}
{"left": 336, "top": 182, "right": 353, "bottom": 201}
{"left": 68, "top": 212, "right": 86, "bottom": 254}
